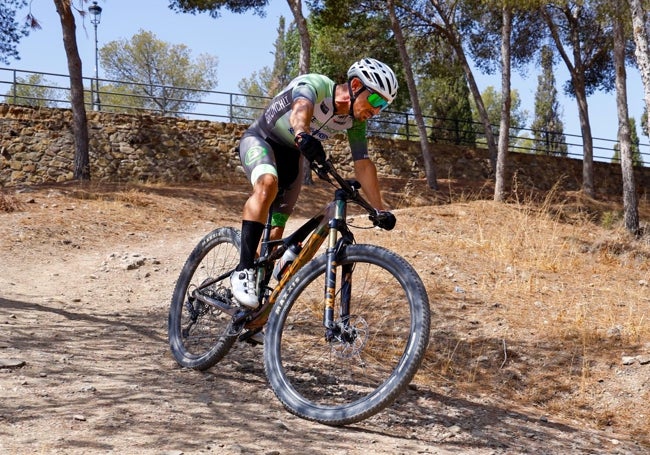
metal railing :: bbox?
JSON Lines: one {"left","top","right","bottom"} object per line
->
{"left": 1, "top": 66, "right": 648, "bottom": 167}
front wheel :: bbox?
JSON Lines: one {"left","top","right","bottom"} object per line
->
{"left": 168, "top": 227, "right": 241, "bottom": 370}
{"left": 264, "top": 244, "right": 431, "bottom": 425}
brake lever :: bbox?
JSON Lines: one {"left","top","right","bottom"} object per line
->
{"left": 310, "top": 160, "right": 331, "bottom": 182}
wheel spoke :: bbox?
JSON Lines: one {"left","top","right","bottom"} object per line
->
{"left": 169, "top": 228, "right": 241, "bottom": 370}
{"left": 265, "top": 245, "right": 430, "bottom": 425}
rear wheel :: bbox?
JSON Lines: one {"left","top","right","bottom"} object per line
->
{"left": 264, "top": 244, "right": 430, "bottom": 425}
{"left": 168, "top": 227, "right": 240, "bottom": 370}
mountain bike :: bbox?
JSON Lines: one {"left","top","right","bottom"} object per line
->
{"left": 168, "top": 159, "right": 431, "bottom": 426}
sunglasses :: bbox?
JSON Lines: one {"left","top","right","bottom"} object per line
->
{"left": 366, "top": 88, "right": 389, "bottom": 111}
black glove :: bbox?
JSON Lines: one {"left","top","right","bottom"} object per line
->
{"left": 370, "top": 210, "right": 396, "bottom": 231}
{"left": 295, "top": 132, "right": 326, "bottom": 164}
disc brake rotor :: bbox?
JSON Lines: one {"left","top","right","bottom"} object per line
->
{"left": 330, "top": 315, "right": 368, "bottom": 359}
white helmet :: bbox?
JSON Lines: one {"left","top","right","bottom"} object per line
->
{"left": 347, "top": 58, "right": 398, "bottom": 103}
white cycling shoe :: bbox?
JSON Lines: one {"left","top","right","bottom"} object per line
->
{"left": 230, "top": 268, "right": 259, "bottom": 309}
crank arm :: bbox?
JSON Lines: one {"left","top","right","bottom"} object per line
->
{"left": 191, "top": 290, "right": 239, "bottom": 316}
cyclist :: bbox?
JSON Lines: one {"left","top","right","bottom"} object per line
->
{"left": 231, "top": 57, "right": 398, "bottom": 309}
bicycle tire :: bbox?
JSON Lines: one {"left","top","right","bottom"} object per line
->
{"left": 264, "top": 244, "right": 431, "bottom": 425}
{"left": 168, "top": 227, "right": 240, "bottom": 370}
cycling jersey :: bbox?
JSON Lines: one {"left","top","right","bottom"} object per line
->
{"left": 238, "top": 74, "right": 371, "bottom": 227}
{"left": 249, "top": 73, "right": 369, "bottom": 160}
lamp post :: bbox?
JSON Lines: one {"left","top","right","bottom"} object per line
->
{"left": 89, "top": 1, "right": 102, "bottom": 111}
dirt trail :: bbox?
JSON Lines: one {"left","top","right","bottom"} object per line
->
{"left": 0, "top": 182, "right": 646, "bottom": 454}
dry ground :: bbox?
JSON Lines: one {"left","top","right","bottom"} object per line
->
{"left": 1, "top": 176, "right": 649, "bottom": 454}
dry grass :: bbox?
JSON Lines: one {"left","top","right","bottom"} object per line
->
{"left": 2, "top": 177, "right": 649, "bottom": 447}
{"left": 378, "top": 181, "right": 650, "bottom": 445}
{"left": 0, "top": 191, "right": 22, "bottom": 213}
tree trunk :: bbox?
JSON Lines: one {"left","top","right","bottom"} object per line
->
{"left": 614, "top": 7, "right": 640, "bottom": 235}
{"left": 495, "top": 6, "right": 512, "bottom": 202}
{"left": 574, "top": 78, "right": 594, "bottom": 198}
{"left": 629, "top": 0, "right": 650, "bottom": 140}
{"left": 53, "top": 0, "right": 90, "bottom": 181}
{"left": 388, "top": 0, "right": 437, "bottom": 190}
{"left": 286, "top": 0, "right": 314, "bottom": 186}
{"left": 543, "top": 8, "right": 595, "bottom": 198}
{"left": 456, "top": 43, "right": 498, "bottom": 174}
{"left": 286, "top": 0, "right": 310, "bottom": 75}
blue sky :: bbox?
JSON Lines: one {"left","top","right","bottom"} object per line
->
{"left": 12, "top": 1, "right": 292, "bottom": 94}
{"left": 7, "top": 1, "right": 648, "bottom": 159}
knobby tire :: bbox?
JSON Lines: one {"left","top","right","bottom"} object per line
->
{"left": 263, "top": 244, "right": 431, "bottom": 426}
{"left": 168, "top": 227, "right": 241, "bottom": 370}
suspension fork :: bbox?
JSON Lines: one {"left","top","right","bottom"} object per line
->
{"left": 323, "top": 192, "right": 354, "bottom": 336}
{"left": 339, "top": 263, "right": 353, "bottom": 322}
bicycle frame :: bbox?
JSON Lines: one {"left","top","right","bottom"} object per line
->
{"left": 243, "top": 189, "right": 354, "bottom": 330}
{"left": 169, "top": 159, "right": 429, "bottom": 424}
{"left": 192, "top": 161, "right": 374, "bottom": 337}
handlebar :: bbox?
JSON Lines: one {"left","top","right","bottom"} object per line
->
{"left": 310, "top": 159, "right": 396, "bottom": 231}
{"left": 311, "top": 160, "right": 374, "bottom": 212}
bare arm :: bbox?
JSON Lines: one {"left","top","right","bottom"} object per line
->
{"left": 353, "top": 158, "right": 386, "bottom": 210}
{"left": 290, "top": 97, "right": 314, "bottom": 138}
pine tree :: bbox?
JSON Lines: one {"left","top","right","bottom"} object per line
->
{"left": 3, "top": 73, "right": 63, "bottom": 107}
{"left": 100, "top": 30, "right": 218, "bottom": 116}
{"left": 531, "top": 45, "right": 567, "bottom": 156}
{"left": 0, "top": 0, "right": 30, "bottom": 64}
{"left": 422, "top": 74, "right": 476, "bottom": 146}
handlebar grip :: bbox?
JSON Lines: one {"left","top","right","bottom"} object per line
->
{"left": 369, "top": 210, "right": 396, "bottom": 231}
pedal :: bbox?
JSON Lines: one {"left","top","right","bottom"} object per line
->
{"left": 239, "top": 329, "right": 264, "bottom": 346}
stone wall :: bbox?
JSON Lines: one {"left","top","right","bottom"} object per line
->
{"left": 1, "top": 103, "right": 648, "bottom": 198}
{"left": 0, "top": 104, "right": 247, "bottom": 184}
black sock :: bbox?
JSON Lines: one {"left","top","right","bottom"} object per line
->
{"left": 237, "top": 220, "right": 265, "bottom": 271}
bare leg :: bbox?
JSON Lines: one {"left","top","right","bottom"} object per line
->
{"left": 239, "top": 173, "right": 280, "bottom": 267}
{"left": 243, "top": 173, "right": 279, "bottom": 223}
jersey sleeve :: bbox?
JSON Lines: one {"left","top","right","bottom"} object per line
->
{"left": 347, "top": 119, "right": 369, "bottom": 161}
{"left": 291, "top": 80, "right": 318, "bottom": 104}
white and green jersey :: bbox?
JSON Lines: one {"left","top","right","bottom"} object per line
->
{"left": 250, "top": 73, "right": 370, "bottom": 160}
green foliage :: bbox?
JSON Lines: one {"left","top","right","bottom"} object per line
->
{"left": 96, "top": 83, "right": 151, "bottom": 114}
{"left": 418, "top": 74, "right": 476, "bottom": 146}
{"left": 309, "top": 0, "right": 407, "bottom": 109}
{"left": 461, "top": 0, "right": 546, "bottom": 74}
{"left": 0, "top": 0, "right": 30, "bottom": 64}
{"left": 407, "top": 29, "right": 476, "bottom": 145}
{"left": 543, "top": 2, "right": 616, "bottom": 97}
{"left": 531, "top": 45, "right": 567, "bottom": 156}
{"left": 235, "top": 68, "right": 272, "bottom": 121}
{"left": 167, "top": 0, "right": 268, "bottom": 18}
{"left": 474, "top": 86, "right": 528, "bottom": 131}
{"left": 3, "top": 73, "right": 63, "bottom": 107}
{"left": 99, "top": 30, "right": 218, "bottom": 115}
{"left": 612, "top": 117, "right": 644, "bottom": 167}
{"left": 600, "top": 210, "right": 621, "bottom": 229}
{"left": 470, "top": 86, "right": 528, "bottom": 150}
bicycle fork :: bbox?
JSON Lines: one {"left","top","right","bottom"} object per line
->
{"left": 323, "top": 194, "right": 355, "bottom": 343}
